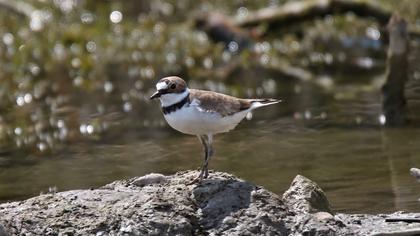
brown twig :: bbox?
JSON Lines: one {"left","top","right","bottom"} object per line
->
{"left": 0, "top": 0, "right": 36, "bottom": 18}
{"left": 235, "top": 0, "right": 391, "bottom": 29}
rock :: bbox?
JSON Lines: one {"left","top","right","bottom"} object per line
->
{"left": 335, "top": 213, "right": 420, "bottom": 236}
{"left": 0, "top": 171, "right": 288, "bottom": 235}
{"left": 0, "top": 224, "right": 9, "bottom": 236}
{"left": 312, "top": 212, "right": 334, "bottom": 221}
{"left": 282, "top": 175, "right": 332, "bottom": 214}
{"left": 132, "top": 173, "right": 167, "bottom": 186}
{"left": 1, "top": 171, "right": 420, "bottom": 235}
{"left": 410, "top": 167, "right": 420, "bottom": 182}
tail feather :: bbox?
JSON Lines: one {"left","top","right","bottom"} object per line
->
{"left": 249, "top": 98, "right": 282, "bottom": 109}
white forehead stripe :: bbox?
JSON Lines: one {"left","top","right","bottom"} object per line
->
{"left": 156, "top": 81, "right": 168, "bottom": 90}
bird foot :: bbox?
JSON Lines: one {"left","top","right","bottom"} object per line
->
{"left": 187, "top": 169, "right": 208, "bottom": 185}
{"left": 187, "top": 177, "right": 201, "bottom": 185}
{"left": 187, "top": 175, "right": 203, "bottom": 185}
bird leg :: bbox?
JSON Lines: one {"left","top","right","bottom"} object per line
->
{"left": 202, "top": 134, "right": 213, "bottom": 178}
{"left": 191, "top": 134, "right": 214, "bottom": 183}
{"left": 198, "top": 135, "right": 208, "bottom": 181}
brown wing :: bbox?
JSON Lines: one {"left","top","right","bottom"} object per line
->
{"left": 189, "top": 89, "right": 251, "bottom": 116}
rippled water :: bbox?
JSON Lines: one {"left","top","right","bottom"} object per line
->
{"left": 1, "top": 72, "right": 420, "bottom": 214}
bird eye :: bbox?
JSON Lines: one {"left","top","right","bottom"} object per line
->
{"left": 170, "top": 84, "right": 176, "bottom": 89}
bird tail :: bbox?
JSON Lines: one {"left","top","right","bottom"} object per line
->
{"left": 249, "top": 98, "right": 282, "bottom": 109}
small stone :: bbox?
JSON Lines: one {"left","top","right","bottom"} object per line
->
{"left": 282, "top": 175, "right": 332, "bottom": 214}
{"left": 133, "top": 173, "right": 167, "bottom": 187}
{"left": 312, "top": 212, "right": 334, "bottom": 221}
{"left": 410, "top": 168, "right": 420, "bottom": 182}
{"left": 222, "top": 216, "right": 235, "bottom": 225}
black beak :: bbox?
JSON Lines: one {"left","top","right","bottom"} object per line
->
{"left": 150, "top": 91, "right": 161, "bottom": 99}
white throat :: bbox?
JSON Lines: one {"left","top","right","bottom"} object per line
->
{"left": 159, "top": 88, "right": 189, "bottom": 107}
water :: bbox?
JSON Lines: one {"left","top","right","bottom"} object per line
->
{"left": 1, "top": 75, "right": 420, "bottom": 214}
{"left": 1, "top": 0, "right": 420, "bottom": 215}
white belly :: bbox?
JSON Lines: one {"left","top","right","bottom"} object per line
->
{"left": 163, "top": 105, "right": 249, "bottom": 135}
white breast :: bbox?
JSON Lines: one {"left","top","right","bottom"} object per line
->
{"left": 163, "top": 99, "right": 249, "bottom": 135}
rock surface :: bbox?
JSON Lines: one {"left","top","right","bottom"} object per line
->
{"left": 282, "top": 175, "right": 332, "bottom": 214}
{"left": 0, "top": 171, "right": 420, "bottom": 235}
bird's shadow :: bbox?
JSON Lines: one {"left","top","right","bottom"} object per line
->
{"left": 190, "top": 176, "right": 253, "bottom": 230}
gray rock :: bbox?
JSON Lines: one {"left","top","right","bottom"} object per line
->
{"left": 410, "top": 167, "right": 420, "bottom": 182}
{"left": 312, "top": 212, "right": 334, "bottom": 221}
{"left": 1, "top": 171, "right": 420, "bottom": 235}
{"left": 282, "top": 175, "right": 332, "bottom": 214}
{"left": 0, "top": 171, "right": 288, "bottom": 235}
{"left": 132, "top": 173, "right": 167, "bottom": 187}
{"left": 0, "top": 224, "right": 9, "bottom": 236}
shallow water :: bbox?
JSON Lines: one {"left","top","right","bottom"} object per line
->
{"left": 1, "top": 75, "right": 420, "bottom": 214}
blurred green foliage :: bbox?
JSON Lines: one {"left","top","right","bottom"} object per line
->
{"left": 0, "top": 0, "right": 416, "bottom": 154}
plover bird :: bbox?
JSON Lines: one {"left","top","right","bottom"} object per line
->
{"left": 150, "top": 76, "right": 280, "bottom": 182}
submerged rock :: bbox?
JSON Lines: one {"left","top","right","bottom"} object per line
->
{"left": 1, "top": 171, "right": 420, "bottom": 235}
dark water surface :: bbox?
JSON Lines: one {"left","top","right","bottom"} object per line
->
{"left": 1, "top": 75, "right": 420, "bottom": 214}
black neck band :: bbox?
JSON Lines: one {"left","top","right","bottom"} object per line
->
{"left": 162, "top": 93, "right": 190, "bottom": 115}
